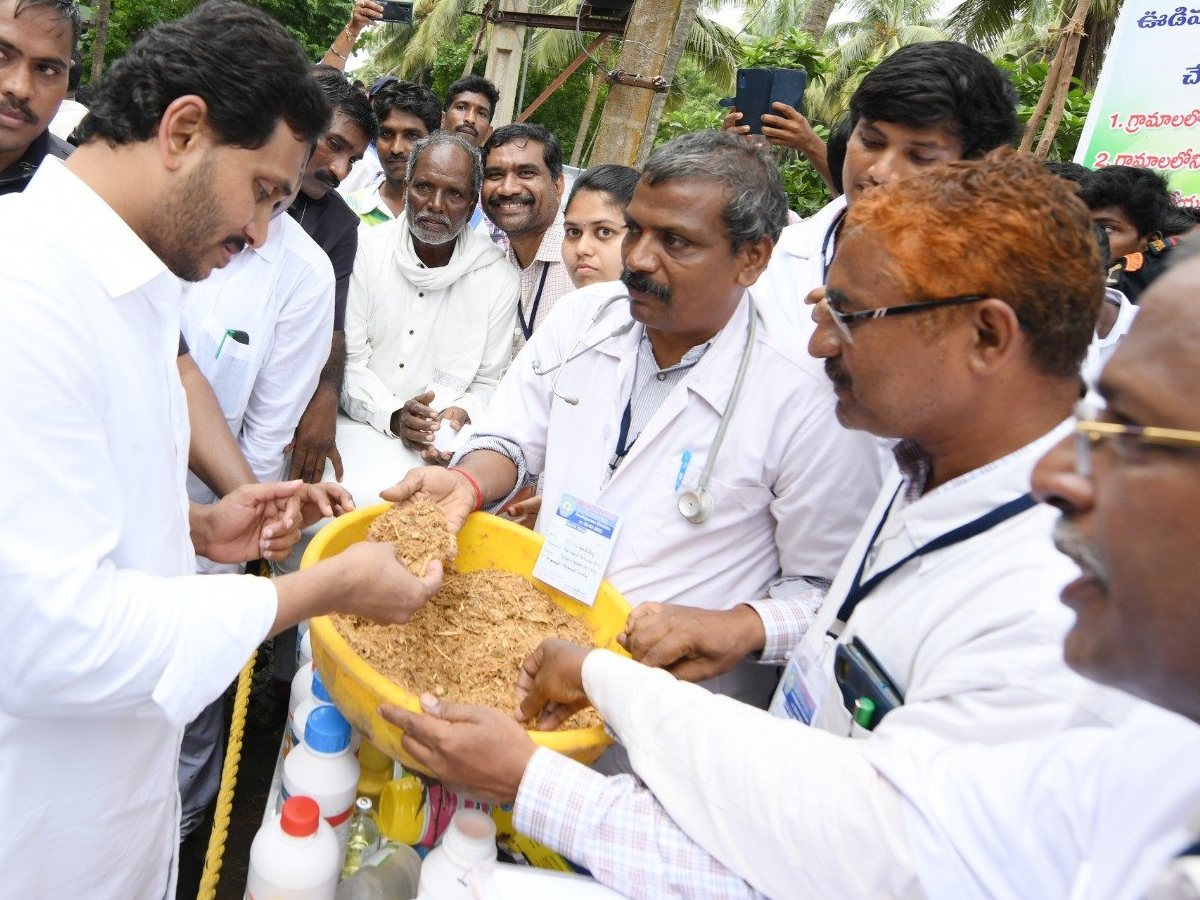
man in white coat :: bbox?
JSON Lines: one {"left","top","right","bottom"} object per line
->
{"left": 376, "top": 154, "right": 1200, "bottom": 900}
{"left": 385, "top": 130, "right": 882, "bottom": 723}
{"left": 337, "top": 131, "right": 519, "bottom": 507}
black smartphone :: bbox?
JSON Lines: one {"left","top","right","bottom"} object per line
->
{"left": 379, "top": 0, "right": 413, "bottom": 24}
{"left": 719, "top": 68, "right": 810, "bottom": 135}
{"left": 833, "top": 637, "right": 904, "bottom": 730}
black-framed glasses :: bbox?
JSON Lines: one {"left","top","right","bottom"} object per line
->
{"left": 1074, "top": 400, "right": 1200, "bottom": 477}
{"left": 818, "top": 294, "right": 988, "bottom": 344}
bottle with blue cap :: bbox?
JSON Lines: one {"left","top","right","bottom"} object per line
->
{"left": 282, "top": 704, "right": 361, "bottom": 855}
{"left": 286, "top": 667, "right": 333, "bottom": 756}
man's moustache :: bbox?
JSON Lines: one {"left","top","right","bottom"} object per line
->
{"left": 1052, "top": 518, "right": 1110, "bottom": 590}
{"left": 621, "top": 268, "right": 670, "bottom": 301}
{"left": 0, "top": 99, "right": 36, "bottom": 125}
{"left": 315, "top": 170, "right": 340, "bottom": 189}
{"left": 487, "top": 194, "right": 534, "bottom": 208}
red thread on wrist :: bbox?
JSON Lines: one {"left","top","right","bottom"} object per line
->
{"left": 448, "top": 467, "right": 483, "bottom": 511}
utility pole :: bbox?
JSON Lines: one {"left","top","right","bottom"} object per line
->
{"left": 589, "top": 0, "right": 698, "bottom": 167}
{"left": 484, "top": 0, "right": 529, "bottom": 128}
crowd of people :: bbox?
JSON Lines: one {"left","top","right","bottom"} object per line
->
{"left": 2, "top": 0, "right": 1200, "bottom": 898}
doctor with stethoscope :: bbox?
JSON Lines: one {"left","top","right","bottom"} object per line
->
{"left": 384, "top": 132, "right": 880, "bottom": 731}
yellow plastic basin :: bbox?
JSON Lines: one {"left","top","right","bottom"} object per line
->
{"left": 300, "top": 503, "right": 630, "bottom": 775}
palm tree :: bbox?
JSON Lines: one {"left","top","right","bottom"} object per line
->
{"left": 810, "top": 0, "right": 947, "bottom": 122}
{"left": 946, "top": 0, "right": 1123, "bottom": 89}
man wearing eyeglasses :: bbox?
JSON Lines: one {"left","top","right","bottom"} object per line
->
{"left": 377, "top": 152, "right": 1167, "bottom": 898}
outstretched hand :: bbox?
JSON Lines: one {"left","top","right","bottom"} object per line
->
{"left": 380, "top": 466, "right": 476, "bottom": 533}
{"left": 514, "top": 639, "right": 593, "bottom": 731}
{"left": 379, "top": 694, "right": 536, "bottom": 805}
{"left": 620, "top": 602, "right": 765, "bottom": 683}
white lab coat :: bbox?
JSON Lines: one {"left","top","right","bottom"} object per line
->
{"left": 804, "top": 423, "right": 1136, "bottom": 742}
{"left": 471, "top": 281, "right": 881, "bottom": 613}
{"left": 750, "top": 195, "right": 846, "bottom": 340}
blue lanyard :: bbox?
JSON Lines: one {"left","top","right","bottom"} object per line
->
{"left": 609, "top": 399, "right": 635, "bottom": 473}
{"left": 836, "top": 487, "right": 1038, "bottom": 623}
{"left": 821, "top": 207, "right": 848, "bottom": 280}
{"left": 518, "top": 262, "right": 551, "bottom": 341}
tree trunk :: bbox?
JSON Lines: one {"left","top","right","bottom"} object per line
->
{"left": 571, "top": 54, "right": 606, "bottom": 167}
{"left": 89, "top": 0, "right": 112, "bottom": 83}
{"left": 800, "top": 0, "right": 839, "bottom": 42}
{"left": 1034, "top": 0, "right": 1092, "bottom": 159}
{"left": 591, "top": 0, "right": 699, "bottom": 167}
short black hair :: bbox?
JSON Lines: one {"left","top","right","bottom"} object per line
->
{"left": 444, "top": 75, "right": 499, "bottom": 119}
{"left": 16, "top": 0, "right": 81, "bottom": 49}
{"left": 643, "top": 130, "right": 788, "bottom": 251}
{"left": 311, "top": 65, "right": 378, "bottom": 142}
{"left": 77, "top": 1, "right": 329, "bottom": 149}
{"left": 826, "top": 116, "right": 853, "bottom": 195}
{"left": 849, "top": 41, "right": 1020, "bottom": 160}
{"left": 483, "top": 122, "right": 563, "bottom": 181}
{"left": 1043, "top": 160, "right": 1091, "bottom": 184}
{"left": 567, "top": 163, "right": 639, "bottom": 210}
{"left": 1078, "top": 166, "right": 1174, "bottom": 238}
{"left": 373, "top": 80, "right": 441, "bottom": 137}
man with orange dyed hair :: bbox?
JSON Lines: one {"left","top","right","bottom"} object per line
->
{"left": 382, "top": 151, "right": 1157, "bottom": 899}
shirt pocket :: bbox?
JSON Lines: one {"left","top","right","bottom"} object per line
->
{"left": 189, "top": 315, "right": 255, "bottom": 423}
{"left": 626, "top": 453, "right": 772, "bottom": 576}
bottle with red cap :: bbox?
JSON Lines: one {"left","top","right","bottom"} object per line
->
{"left": 283, "top": 704, "right": 360, "bottom": 854}
{"left": 245, "top": 795, "right": 340, "bottom": 900}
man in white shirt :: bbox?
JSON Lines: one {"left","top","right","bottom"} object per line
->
{"left": 386, "top": 130, "right": 881, "bottom": 721}
{"left": 751, "top": 41, "right": 1022, "bottom": 340}
{"left": 377, "top": 153, "right": 1200, "bottom": 900}
{"left": 0, "top": 6, "right": 444, "bottom": 898}
{"left": 339, "top": 131, "right": 519, "bottom": 507}
{"left": 481, "top": 122, "right": 576, "bottom": 352}
{"left": 177, "top": 208, "right": 335, "bottom": 837}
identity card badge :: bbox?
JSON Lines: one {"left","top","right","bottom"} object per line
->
{"left": 768, "top": 635, "right": 833, "bottom": 725}
{"left": 531, "top": 494, "right": 621, "bottom": 606}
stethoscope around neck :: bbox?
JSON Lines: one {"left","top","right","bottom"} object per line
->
{"left": 531, "top": 293, "right": 757, "bottom": 524}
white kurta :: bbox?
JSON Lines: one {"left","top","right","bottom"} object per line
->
{"left": 342, "top": 215, "right": 520, "bottom": 433}
{"left": 471, "top": 282, "right": 881, "bottom": 612}
{"left": 0, "top": 159, "right": 278, "bottom": 899}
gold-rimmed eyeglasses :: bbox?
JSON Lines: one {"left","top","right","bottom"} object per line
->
{"left": 1074, "top": 401, "right": 1200, "bottom": 476}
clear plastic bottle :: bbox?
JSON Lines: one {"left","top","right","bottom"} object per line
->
{"left": 246, "top": 795, "right": 340, "bottom": 900}
{"left": 283, "top": 705, "right": 360, "bottom": 853}
{"left": 334, "top": 843, "right": 422, "bottom": 900}
{"left": 341, "top": 797, "right": 382, "bottom": 881}
{"left": 416, "top": 809, "right": 496, "bottom": 900}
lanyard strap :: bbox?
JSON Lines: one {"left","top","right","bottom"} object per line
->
{"left": 518, "top": 262, "right": 551, "bottom": 340}
{"left": 820, "top": 207, "right": 848, "bottom": 280}
{"left": 609, "top": 399, "right": 635, "bottom": 472}
{"left": 836, "top": 488, "right": 1038, "bottom": 623}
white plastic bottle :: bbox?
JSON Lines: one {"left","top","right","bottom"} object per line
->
{"left": 287, "top": 660, "right": 315, "bottom": 743}
{"left": 416, "top": 809, "right": 496, "bottom": 900}
{"left": 246, "top": 795, "right": 340, "bottom": 900}
{"left": 298, "top": 624, "right": 313, "bottom": 668}
{"left": 283, "top": 705, "right": 360, "bottom": 853}
{"left": 286, "top": 667, "right": 332, "bottom": 756}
